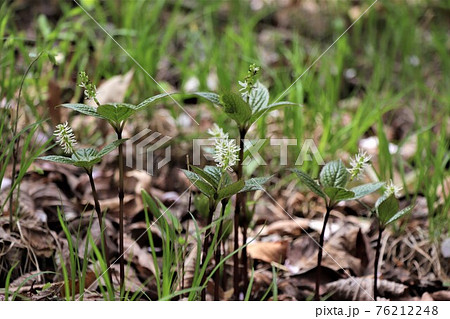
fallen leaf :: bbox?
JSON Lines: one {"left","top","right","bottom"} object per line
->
{"left": 247, "top": 241, "right": 289, "bottom": 264}
{"left": 326, "top": 277, "right": 407, "bottom": 301}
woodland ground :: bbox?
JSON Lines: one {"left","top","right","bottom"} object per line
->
{"left": 0, "top": 0, "right": 449, "bottom": 301}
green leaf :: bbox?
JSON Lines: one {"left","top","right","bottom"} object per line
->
{"left": 323, "top": 187, "right": 355, "bottom": 203}
{"left": 203, "top": 166, "right": 223, "bottom": 187}
{"left": 376, "top": 194, "right": 399, "bottom": 227}
{"left": 136, "top": 92, "right": 173, "bottom": 110}
{"left": 189, "top": 165, "right": 218, "bottom": 189}
{"left": 60, "top": 103, "right": 103, "bottom": 119}
{"left": 385, "top": 205, "right": 414, "bottom": 226}
{"left": 217, "top": 179, "right": 245, "bottom": 201}
{"left": 349, "top": 182, "right": 385, "bottom": 200}
{"left": 39, "top": 155, "right": 76, "bottom": 165}
{"left": 239, "top": 176, "right": 272, "bottom": 193}
{"left": 98, "top": 139, "right": 125, "bottom": 158}
{"left": 182, "top": 169, "right": 214, "bottom": 197}
{"left": 247, "top": 82, "right": 269, "bottom": 113}
{"left": 192, "top": 92, "right": 221, "bottom": 106}
{"left": 249, "top": 101, "right": 298, "bottom": 124}
{"left": 97, "top": 103, "right": 135, "bottom": 125}
{"left": 71, "top": 148, "right": 101, "bottom": 168}
{"left": 220, "top": 92, "right": 252, "bottom": 126}
{"left": 319, "top": 160, "right": 349, "bottom": 188}
{"left": 291, "top": 169, "right": 326, "bottom": 199}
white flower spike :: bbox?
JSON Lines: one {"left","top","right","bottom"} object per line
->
{"left": 213, "top": 136, "right": 240, "bottom": 172}
{"left": 348, "top": 149, "right": 372, "bottom": 180}
{"left": 54, "top": 122, "right": 77, "bottom": 154}
{"left": 384, "top": 179, "right": 403, "bottom": 198}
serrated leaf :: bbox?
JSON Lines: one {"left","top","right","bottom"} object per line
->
{"left": 349, "top": 182, "right": 385, "bottom": 200}
{"left": 203, "top": 166, "right": 223, "bottom": 186}
{"left": 97, "top": 103, "right": 135, "bottom": 124}
{"left": 71, "top": 148, "right": 101, "bottom": 168}
{"left": 291, "top": 168, "right": 326, "bottom": 199}
{"left": 323, "top": 187, "right": 355, "bottom": 203}
{"left": 39, "top": 155, "right": 76, "bottom": 165}
{"left": 376, "top": 194, "right": 399, "bottom": 226}
{"left": 220, "top": 92, "right": 252, "bottom": 126}
{"left": 239, "top": 176, "right": 272, "bottom": 193}
{"left": 192, "top": 92, "right": 221, "bottom": 106}
{"left": 249, "top": 101, "right": 299, "bottom": 124}
{"left": 248, "top": 82, "right": 269, "bottom": 112}
{"left": 98, "top": 139, "right": 125, "bottom": 157}
{"left": 136, "top": 92, "right": 173, "bottom": 110}
{"left": 319, "top": 160, "right": 349, "bottom": 188}
{"left": 182, "top": 169, "right": 214, "bottom": 197}
{"left": 60, "top": 103, "right": 103, "bottom": 118}
{"left": 217, "top": 179, "right": 244, "bottom": 201}
{"left": 189, "top": 165, "right": 217, "bottom": 188}
{"left": 385, "top": 205, "right": 414, "bottom": 226}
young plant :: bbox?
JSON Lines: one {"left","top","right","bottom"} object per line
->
{"left": 372, "top": 181, "right": 413, "bottom": 300}
{"left": 40, "top": 122, "right": 123, "bottom": 285}
{"left": 60, "top": 71, "right": 171, "bottom": 294}
{"left": 292, "top": 150, "right": 385, "bottom": 300}
{"left": 194, "top": 64, "right": 295, "bottom": 297}
{"left": 183, "top": 124, "right": 269, "bottom": 300}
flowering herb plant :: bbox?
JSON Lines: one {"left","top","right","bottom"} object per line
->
{"left": 51, "top": 72, "right": 171, "bottom": 295}
{"left": 40, "top": 122, "right": 124, "bottom": 285}
{"left": 182, "top": 123, "right": 270, "bottom": 300}
{"left": 192, "top": 64, "right": 296, "bottom": 297}
{"left": 292, "top": 149, "right": 385, "bottom": 300}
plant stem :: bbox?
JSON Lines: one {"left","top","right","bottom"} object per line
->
{"left": 315, "top": 204, "right": 332, "bottom": 300}
{"left": 116, "top": 129, "right": 125, "bottom": 297}
{"left": 214, "top": 199, "right": 228, "bottom": 301}
{"left": 201, "top": 201, "right": 216, "bottom": 300}
{"left": 233, "top": 127, "right": 246, "bottom": 300}
{"left": 86, "top": 170, "right": 112, "bottom": 285}
{"left": 374, "top": 226, "right": 384, "bottom": 301}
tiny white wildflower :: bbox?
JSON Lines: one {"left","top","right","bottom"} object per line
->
{"left": 207, "top": 123, "right": 228, "bottom": 139}
{"left": 384, "top": 179, "right": 402, "bottom": 198}
{"left": 347, "top": 149, "right": 372, "bottom": 180}
{"left": 54, "top": 122, "right": 77, "bottom": 154}
{"left": 213, "top": 137, "right": 240, "bottom": 172}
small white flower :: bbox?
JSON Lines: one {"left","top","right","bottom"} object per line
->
{"left": 347, "top": 149, "right": 372, "bottom": 180}
{"left": 54, "top": 122, "right": 77, "bottom": 154}
{"left": 384, "top": 179, "right": 402, "bottom": 198}
{"left": 213, "top": 137, "right": 240, "bottom": 172}
{"left": 238, "top": 80, "right": 250, "bottom": 100}
{"left": 207, "top": 123, "right": 228, "bottom": 139}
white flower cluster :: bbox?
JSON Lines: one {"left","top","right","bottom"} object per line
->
{"left": 347, "top": 149, "right": 372, "bottom": 180}
{"left": 54, "top": 122, "right": 77, "bottom": 154}
{"left": 384, "top": 179, "right": 403, "bottom": 198}
{"left": 208, "top": 124, "right": 240, "bottom": 172}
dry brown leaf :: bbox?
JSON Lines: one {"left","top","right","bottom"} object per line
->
{"left": 123, "top": 234, "right": 156, "bottom": 278}
{"left": 20, "top": 221, "right": 56, "bottom": 258}
{"left": 247, "top": 241, "right": 288, "bottom": 264}
{"left": 326, "top": 277, "right": 407, "bottom": 301}
{"left": 431, "top": 290, "right": 450, "bottom": 301}
{"left": 260, "top": 218, "right": 309, "bottom": 237}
